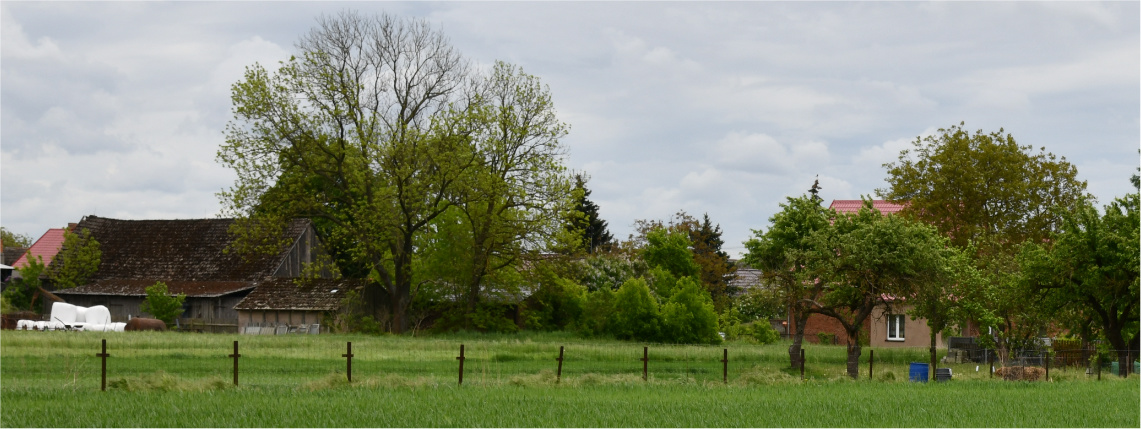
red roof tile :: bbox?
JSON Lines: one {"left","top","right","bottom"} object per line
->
{"left": 13, "top": 228, "right": 67, "bottom": 269}
{"left": 828, "top": 200, "right": 906, "bottom": 215}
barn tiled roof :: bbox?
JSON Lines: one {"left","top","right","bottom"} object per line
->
{"left": 3, "top": 247, "right": 28, "bottom": 266}
{"left": 54, "top": 279, "right": 255, "bottom": 298}
{"left": 13, "top": 229, "right": 67, "bottom": 268}
{"left": 75, "top": 215, "right": 310, "bottom": 282}
{"left": 728, "top": 267, "right": 764, "bottom": 292}
{"left": 234, "top": 278, "right": 366, "bottom": 311}
{"left": 829, "top": 200, "right": 906, "bottom": 215}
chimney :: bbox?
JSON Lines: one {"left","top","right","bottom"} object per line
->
{"left": 67, "top": 223, "right": 77, "bottom": 232}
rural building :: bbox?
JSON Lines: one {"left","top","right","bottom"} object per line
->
{"left": 10, "top": 226, "right": 70, "bottom": 269}
{"left": 52, "top": 215, "right": 332, "bottom": 327}
{"left": 234, "top": 277, "right": 366, "bottom": 332}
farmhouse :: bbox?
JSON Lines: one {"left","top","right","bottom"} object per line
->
{"left": 52, "top": 215, "right": 331, "bottom": 327}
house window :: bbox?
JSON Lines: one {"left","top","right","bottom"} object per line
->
{"left": 887, "top": 314, "right": 905, "bottom": 341}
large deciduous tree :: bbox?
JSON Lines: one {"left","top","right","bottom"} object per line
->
{"left": 1020, "top": 190, "right": 1139, "bottom": 377}
{"left": 219, "top": 11, "right": 479, "bottom": 333}
{"left": 742, "top": 194, "right": 831, "bottom": 369}
{"left": 801, "top": 201, "right": 951, "bottom": 378}
{"left": 879, "top": 122, "right": 1088, "bottom": 251}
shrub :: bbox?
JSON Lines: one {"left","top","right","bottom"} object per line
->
{"left": 659, "top": 277, "right": 720, "bottom": 344}
{"left": 609, "top": 278, "right": 661, "bottom": 341}
{"left": 750, "top": 321, "right": 781, "bottom": 345}
{"left": 140, "top": 281, "right": 186, "bottom": 325}
{"left": 2, "top": 255, "right": 45, "bottom": 312}
{"left": 718, "top": 307, "right": 744, "bottom": 340}
{"left": 578, "top": 287, "right": 615, "bottom": 337}
{"left": 522, "top": 268, "right": 585, "bottom": 331}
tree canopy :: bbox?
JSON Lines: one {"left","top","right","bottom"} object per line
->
{"left": 879, "top": 122, "right": 1088, "bottom": 251}
{"left": 47, "top": 228, "right": 101, "bottom": 289}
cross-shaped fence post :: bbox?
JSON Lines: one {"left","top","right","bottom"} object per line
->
{"left": 556, "top": 346, "right": 564, "bottom": 383}
{"left": 96, "top": 339, "right": 110, "bottom": 392}
{"left": 342, "top": 342, "right": 354, "bottom": 383}
{"left": 457, "top": 344, "right": 466, "bottom": 385}
{"left": 721, "top": 348, "right": 728, "bottom": 384}
{"left": 641, "top": 346, "right": 649, "bottom": 381}
{"left": 228, "top": 340, "right": 241, "bottom": 386}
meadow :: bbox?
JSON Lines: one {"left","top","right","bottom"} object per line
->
{"left": 1, "top": 330, "right": 1137, "bottom": 427}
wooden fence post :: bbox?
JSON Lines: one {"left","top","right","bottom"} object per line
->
{"left": 1045, "top": 351, "right": 1049, "bottom": 382}
{"left": 228, "top": 340, "right": 241, "bottom": 386}
{"left": 457, "top": 344, "right": 466, "bottom": 385}
{"left": 641, "top": 346, "right": 649, "bottom": 381}
{"left": 869, "top": 350, "right": 874, "bottom": 380}
{"left": 800, "top": 348, "right": 805, "bottom": 380}
{"left": 341, "top": 342, "right": 354, "bottom": 383}
{"left": 96, "top": 339, "right": 110, "bottom": 392}
{"left": 556, "top": 346, "right": 564, "bottom": 383}
{"left": 721, "top": 349, "right": 728, "bottom": 384}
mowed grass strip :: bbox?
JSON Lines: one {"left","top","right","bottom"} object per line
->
{"left": 2, "top": 330, "right": 1138, "bottom": 427}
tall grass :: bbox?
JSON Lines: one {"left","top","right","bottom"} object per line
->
{"left": 2, "top": 330, "right": 1137, "bottom": 427}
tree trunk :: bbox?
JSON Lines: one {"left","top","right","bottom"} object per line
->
{"left": 390, "top": 233, "right": 415, "bottom": 334}
{"left": 930, "top": 332, "right": 938, "bottom": 382}
{"left": 846, "top": 341, "right": 862, "bottom": 379}
{"left": 789, "top": 309, "right": 809, "bottom": 369}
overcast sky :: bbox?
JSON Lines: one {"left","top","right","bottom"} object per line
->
{"left": 2, "top": 1, "right": 1138, "bottom": 257}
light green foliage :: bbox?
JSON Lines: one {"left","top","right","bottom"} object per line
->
{"left": 803, "top": 200, "right": 955, "bottom": 378}
{"left": 1020, "top": 190, "right": 1139, "bottom": 375}
{"left": 749, "top": 321, "right": 781, "bottom": 344}
{"left": 879, "top": 122, "right": 1089, "bottom": 251}
{"left": 642, "top": 227, "right": 700, "bottom": 281}
{"left": 659, "top": 277, "right": 721, "bottom": 345}
{"left": 1, "top": 255, "right": 45, "bottom": 312}
{"left": 46, "top": 228, "right": 101, "bottom": 289}
{"left": 609, "top": 278, "right": 661, "bottom": 341}
{"left": 742, "top": 193, "right": 832, "bottom": 367}
{"left": 140, "top": 281, "right": 186, "bottom": 325}
{"left": 646, "top": 266, "right": 679, "bottom": 298}
{"left": 0, "top": 227, "right": 32, "bottom": 248}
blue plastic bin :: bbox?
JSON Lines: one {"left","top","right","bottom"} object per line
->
{"left": 909, "top": 362, "right": 929, "bottom": 382}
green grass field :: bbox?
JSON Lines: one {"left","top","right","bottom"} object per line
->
{"left": 2, "top": 330, "right": 1137, "bottom": 427}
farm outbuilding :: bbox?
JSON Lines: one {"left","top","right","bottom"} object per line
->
{"left": 51, "top": 215, "right": 334, "bottom": 328}
{"left": 235, "top": 277, "right": 367, "bottom": 333}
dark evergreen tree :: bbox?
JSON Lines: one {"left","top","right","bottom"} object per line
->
{"left": 571, "top": 174, "right": 614, "bottom": 253}
{"left": 808, "top": 176, "right": 823, "bottom": 203}
{"left": 690, "top": 213, "right": 733, "bottom": 310}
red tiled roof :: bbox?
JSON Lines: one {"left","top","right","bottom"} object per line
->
{"left": 12, "top": 228, "right": 67, "bottom": 269}
{"left": 828, "top": 200, "right": 906, "bottom": 215}
{"left": 54, "top": 279, "right": 255, "bottom": 298}
{"left": 234, "top": 278, "right": 366, "bottom": 311}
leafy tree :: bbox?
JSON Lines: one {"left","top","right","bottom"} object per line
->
{"left": 879, "top": 122, "right": 1088, "bottom": 252}
{"left": 1020, "top": 191, "right": 1139, "bottom": 377}
{"left": 742, "top": 194, "right": 831, "bottom": 369}
{"left": 1, "top": 227, "right": 33, "bottom": 248}
{"left": 569, "top": 174, "right": 614, "bottom": 254}
{"left": 570, "top": 252, "right": 647, "bottom": 293}
{"left": 633, "top": 212, "right": 734, "bottom": 310}
{"left": 219, "top": 11, "right": 488, "bottom": 333}
{"left": 907, "top": 242, "right": 990, "bottom": 380}
{"left": 578, "top": 287, "right": 616, "bottom": 337}
{"left": 801, "top": 200, "right": 952, "bottom": 378}
{"left": 642, "top": 227, "right": 700, "bottom": 280}
{"left": 448, "top": 61, "right": 575, "bottom": 316}
{"left": 1, "top": 255, "right": 46, "bottom": 312}
{"left": 140, "top": 281, "right": 186, "bottom": 325}
{"left": 46, "top": 228, "right": 101, "bottom": 289}
{"left": 610, "top": 277, "right": 661, "bottom": 341}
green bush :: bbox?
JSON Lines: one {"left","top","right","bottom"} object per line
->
{"left": 718, "top": 307, "right": 744, "bottom": 340}
{"left": 609, "top": 278, "right": 661, "bottom": 341}
{"left": 659, "top": 277, "right": 720, "bottom": 345}
{"left": 522, "top": 269, "right": 585, "bottom": 331}
{"left": 140, "top": 281, "right": 186, "bottom": 325}
{"left": 578, "top": 288, "right": 615, "bottom": 337}
{"left": 750, "top": 322, "right": 780, "bottom": 345}
{"left": 2, "top": 255, "right": 45, "bottom": 312}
